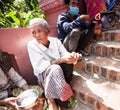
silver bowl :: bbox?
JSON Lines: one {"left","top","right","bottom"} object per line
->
{"left": 16, "top": 89, "right": 39, "bottom": 109}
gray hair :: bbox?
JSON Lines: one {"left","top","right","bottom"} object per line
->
{"left": 29, "top": 18, "right": 48, "bottom": 30}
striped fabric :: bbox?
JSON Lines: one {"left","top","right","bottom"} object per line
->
{"left": 38, "top": 64, "right": 73, "bottom": 101}
{"left": 105, "top": 0, "right": 116, "bottom": 11}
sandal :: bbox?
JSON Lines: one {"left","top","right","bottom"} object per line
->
{"left": 68, "top": 96, "right": 77, "bottom": 108}
{"left": 55, "top": 97, "right": 77, "bottom": 109}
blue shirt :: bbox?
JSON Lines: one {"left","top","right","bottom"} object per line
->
{"left": 57, "top": 12, "right": 91, "bottom": 42}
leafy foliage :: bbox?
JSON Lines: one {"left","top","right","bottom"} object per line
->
{"left": 0, "top": 0, "right": 45, "bottom": 28}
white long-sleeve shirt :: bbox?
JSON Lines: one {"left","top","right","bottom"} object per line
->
{"left": 27, "top": 37, "right": 69, "bottom": 78}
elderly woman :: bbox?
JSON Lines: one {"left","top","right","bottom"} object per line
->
{"left": 27, "top": 18, "right": 81, "bottom": 110}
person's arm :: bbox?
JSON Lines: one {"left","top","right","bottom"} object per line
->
{"left": 51, "top": 38, "right": 82, "bottom": 65}
{"left": 8, "top": 67, "right": 30, "bottom": 90}
{"left": 51, "top": 52, "right": 82, "bottom": 65}
{"left": 0, "top": 97, "right": 20, "bottom": 110}
{"left": 58, "top": 13, "right": 91, "bottom": 33}
{"left": 51, "top": 56, "right": 75, "bottom": 64}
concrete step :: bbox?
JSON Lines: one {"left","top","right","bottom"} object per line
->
{"left": 74, "top": 56, "right": 120, "bottom": 84}
{"left": 88, "top": 41, "right": 120, "bottom": 58}
{"left": 101, "top": 30, "right": 120, "bottom": 42}
{"left": 71, "top": 71, "right": 120, "bottom": 110}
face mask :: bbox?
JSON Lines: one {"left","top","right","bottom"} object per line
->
{"left": 69, "top": 6, "right": 79, "bottom": 16}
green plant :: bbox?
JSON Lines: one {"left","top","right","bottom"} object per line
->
{"left": 0, "top": 0, "right": 45, "bottom": 28}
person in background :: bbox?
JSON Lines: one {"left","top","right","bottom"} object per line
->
{"left": 0, "top": 50, "right": 30, "bottom": 110}
{"left": 57, "top": 0, "right": 95, "bottom": 56}
{"left": 27, "top": 18, "right": 81, "bottom": 110}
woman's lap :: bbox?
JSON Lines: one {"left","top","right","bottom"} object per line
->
{"left": 38, "top": 64, "right": 73, "bottom": 101}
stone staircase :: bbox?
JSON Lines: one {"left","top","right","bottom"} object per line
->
{"left": 62, "top": 2, "right": 120, "bottom": 109}
{"left": 72, "top": 30, "right": 120, "bottom": 110}
{"left": 66, "top": 3, "right": 120, "bottom": 106}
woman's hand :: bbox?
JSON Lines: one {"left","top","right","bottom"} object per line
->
{"left": 51, "top": 52, "right": 82, "bottom": 65}
{"left": 70, "top": 52, "right": 82, "bottom": 64}
{"left": 3, "top": 97, "right": 20, "bottom": 110}
{"left": 61, "top": 52, "right": 82, "bottom": 64}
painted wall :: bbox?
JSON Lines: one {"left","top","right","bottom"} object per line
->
{"left": 39, "top": 0, "right": 66, "bottom": 37}
{"left": 45, "top": 7, "right": 66, "bottom": 37}
{"left": 0, "top": 28, "right": 38, "bottom": 85}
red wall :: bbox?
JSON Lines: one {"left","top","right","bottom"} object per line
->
{"left": 0, "top": 28, "right": 38, "bottom": 85}
{"left": 45, "top": 7, "right": 66, "bottom": 37}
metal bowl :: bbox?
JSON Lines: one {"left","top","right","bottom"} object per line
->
{"left": 16, "top": 89, "right": 39, "bottom": 109}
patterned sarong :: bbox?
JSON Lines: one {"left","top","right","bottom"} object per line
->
{"left": 38, "top": 64, "right": 73, "bottom": 101}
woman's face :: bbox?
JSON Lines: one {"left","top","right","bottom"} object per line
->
{"left": 31, "top": 24, "right": 48, "bottom": 45}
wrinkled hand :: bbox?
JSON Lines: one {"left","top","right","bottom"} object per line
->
{"left": 4, "top": 97, "right": 20, "bottom": 110}
{"left": 71, "top": 52, "right": 82, "bottom": 64}
{"left": 62, "top": 52, "right": 82, "bottom": 65}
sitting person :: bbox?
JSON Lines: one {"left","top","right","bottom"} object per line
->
{"left": 0, "top": 50, "right": 30, "bottom": 110}
{"left": 0, "top": 50, "right": 43, "bottom": 110}
{"left": 27, "top": 18, "right": 82, "bottom": 110}
{"left": 57, "top": 0, "right": 95, "bottom": 56}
